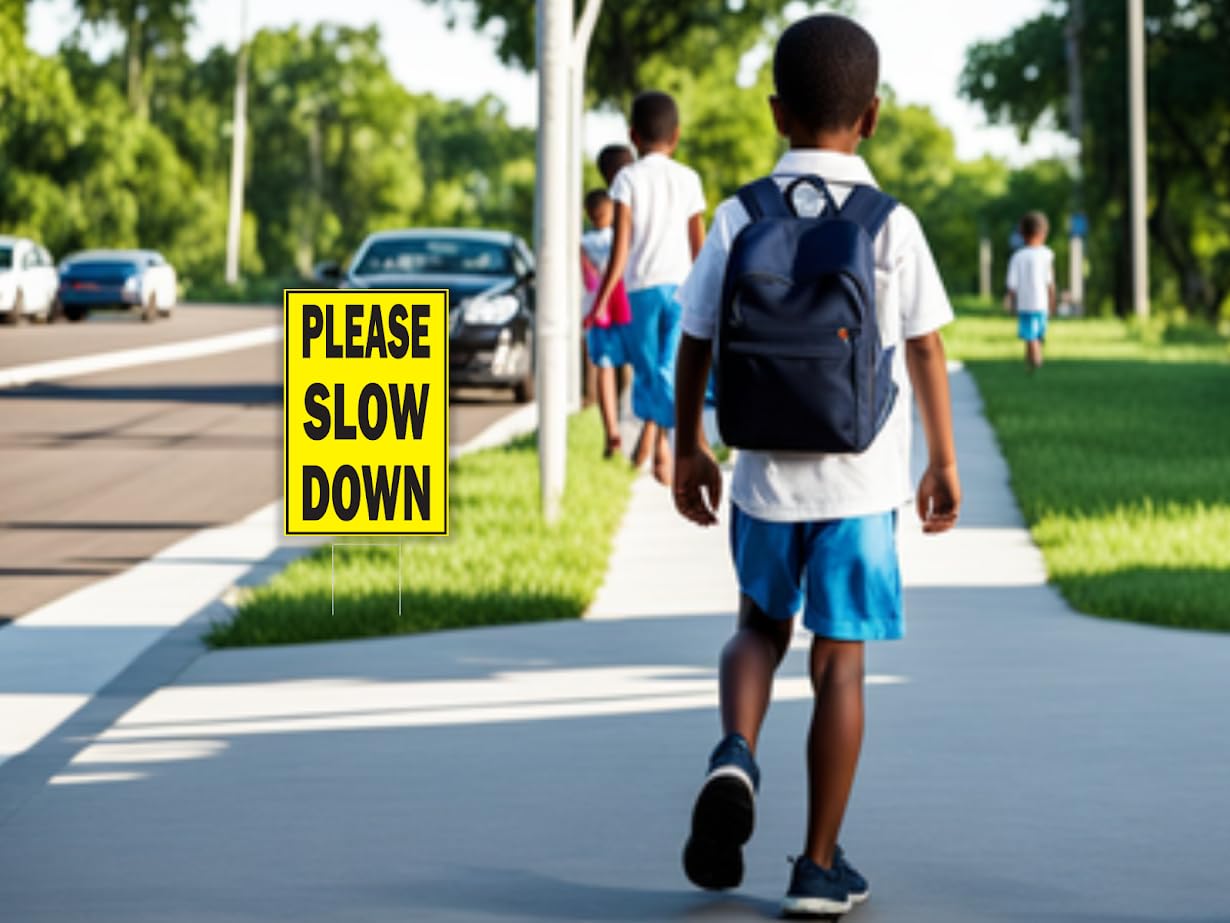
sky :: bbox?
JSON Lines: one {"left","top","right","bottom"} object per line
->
{"left": 25, "top": 0, "right": 1076, "bottom": 165}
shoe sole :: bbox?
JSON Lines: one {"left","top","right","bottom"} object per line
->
{"left": 780, "top": 893, "right": 854, "bottom": 916}
{"left": 682, "top": 771, "right": 755, "bottom": 891}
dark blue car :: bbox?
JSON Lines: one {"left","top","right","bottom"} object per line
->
{"left": 58, "top": 249, "right": 178, "bottom": 322}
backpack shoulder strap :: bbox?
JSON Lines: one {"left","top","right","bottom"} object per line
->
{"left": 839, "top": 185, "right": 898, "bottom": 238}
{"left": 736, "top": 177, "right": 791, "bottom": 221}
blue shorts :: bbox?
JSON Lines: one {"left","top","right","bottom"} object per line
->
{"left": 730, "top": 505, "right": 903, "bottom": 641}
{"left": 1018, "top": 312, "right": 1048, "bottom": 341}
{"left": 620, "top": 285, "right": 682, "bottom": 428}
{"left": 586, "top": 324, "right": 627, "bottom": 369}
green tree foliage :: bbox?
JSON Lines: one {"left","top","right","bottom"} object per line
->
{"left": 960, "top": 0, "right": 1230, "bottom": 318}
{"left": 0, "top": 15, "right": 536, "bottom": 291}
{"left": 864, "top": 96, "right": 1072, "bottom": 297}
{"left": 424, "top": 0, "right": 850, "bottom": 108}
{"left": 412, "top": 93, "right": 536, "bottom": 236}
{"left": 72, "top": 0, "right": 194, "bottom": 118}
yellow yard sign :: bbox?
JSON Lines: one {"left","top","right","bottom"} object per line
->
{"left": 283, "top": 289, "right": 449, "bottom": 535}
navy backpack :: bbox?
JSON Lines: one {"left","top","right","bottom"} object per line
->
{"left": 715, "top": 174, "right": 899, "bottom": 453}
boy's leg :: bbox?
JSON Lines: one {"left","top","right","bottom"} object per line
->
{"left": 804, "top": 638, "right": 865, "bottom": 869}
{"left": 596, "top": 366, "right": 620, "bottom": 455}
{"left": 653, "top": 429, "right": 673, "bottom": 485}
{"left": 721, "top": 594, "right": 793, "bottom": 749}
{"left": 650, "top": 289, "right": 683, "bottom": 484}
{"left": 621, "top": 289, "right": 662, "bottom": 438}
{"left": 789, "top": 511, "right": 898, "bottom": 903}
{"left": 631, "top": 421, "right": 657, "bottom": 469}
{"left": 684, "top": 513, "right": 799, "bottom": 891}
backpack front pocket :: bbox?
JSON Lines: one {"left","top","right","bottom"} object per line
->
{"left": 719, "top": 330, "right": 863, "bottom": 452}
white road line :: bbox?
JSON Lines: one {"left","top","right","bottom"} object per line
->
{"left": 449, "top": 402, "right": 539, "bottom": 460}
{"left": 0, "top": 501, "right": 283, "bottom": 767}
{"left": 0, "top": 325, "right": 282, "bottom": 389}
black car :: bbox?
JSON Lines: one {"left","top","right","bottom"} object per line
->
{"left": 318, "top": 229, "right": 536, "bottom": 403}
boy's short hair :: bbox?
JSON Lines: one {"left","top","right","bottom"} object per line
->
{"left": 1021, "top": 211, "right": 1049, "bottom": 239}
{"left": 597, "top": 144, "right": 635, "bottom": 186}
{"left": 773, "top": 14, "right": 879, "bottom": 133}
{"left": 629, "top": 91, "right": 679, "bottom": 145}
{"left": 584, "top": 188, "right": 611, "bottom": 216}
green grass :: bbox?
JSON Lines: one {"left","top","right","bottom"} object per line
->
{"left": 946, "top": 297, "right": 1230, "bottom": 631}
{"left": 206, "top": 413, "right": 636, "bottom": 647}
{"left": 184, "top": 274, "right": 309, "bottom": 305}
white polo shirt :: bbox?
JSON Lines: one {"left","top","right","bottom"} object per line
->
{"left": 1006, "top": 245, "right": 1054, "bottom": 314}
{"left": 609, "top": 152, "right": 707, "bottom": 292}
{"left": 676, "top": 149, "right": 953, "bottom": 523}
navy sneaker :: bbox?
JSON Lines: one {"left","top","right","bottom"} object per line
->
{"left": 781, "top": 855, "right": 852, "bottom": 917}
{"left": 682, "top": 733, "right": 760, "bottom": 890}
{"left": 833, "top": 846, "right": 869, "bottom": 904}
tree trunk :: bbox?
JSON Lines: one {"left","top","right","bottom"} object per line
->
{"left": 125, "top": 10, "right": 147, "bottom": 119}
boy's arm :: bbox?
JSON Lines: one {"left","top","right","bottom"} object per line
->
{"left": 905, "top": 331, "right": 960, "bottom": 534}
{"left": 673, "top": 333, "right": 721, "bottom": 526}
{"left": 688, "top": 213, "right": 705, "bottom": 261}
{"left": 587, "top": 202, "right": 630, "bottom": 326}
{"left": 1048, "top": 282, "right": 1057, "bottom": 316}
{"left": 1006, "top": 289, "right": 1018, "bottom": 315}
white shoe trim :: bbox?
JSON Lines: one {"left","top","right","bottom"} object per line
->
{"left": 703, "top": 764, "right": 755, "bottom": 796}
{"left": 781, "top": 893, "right": 853, "bottom": 915}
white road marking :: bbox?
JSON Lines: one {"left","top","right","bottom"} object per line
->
{"left": 0, "top": 325, "right": 282, "bottom": 389}
{"left": 449, "top": 402, "right": 538, "bottom": 460}
{"left": 0, "top": 501, "right": 282, "bottom": 766}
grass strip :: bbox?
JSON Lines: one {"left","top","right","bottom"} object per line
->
{"left": 946, "top": 297, "right": 1230, "bottom": 631}
{"left": 207, "top": 412, "right": 636, "bottom": 647}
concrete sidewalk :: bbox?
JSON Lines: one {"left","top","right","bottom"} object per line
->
{"left": 0, "top": 369, "right": 1228, "bottom": 922}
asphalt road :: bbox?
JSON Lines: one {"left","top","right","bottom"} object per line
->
{"left": 0, "top": 304, "right": 523, "bottom": 622}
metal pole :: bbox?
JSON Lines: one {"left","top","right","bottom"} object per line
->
{"left": 535, "top": 0, "right": 572, "bottom": 522}
{"left": 1066, "top": 0, "right": 1086, "bottom": 313}
{"left": 1127, "top": 0, "right": 1149, "bottom": 318}
{"left": 224, "top": 0, "right": 249, "bottom": 286}
{"left": 1069, "top": 235, "right": 1084, "bottom": 314}
{"left": 567, "top": 0, "right": 603, "bottom": 411}
{"left": 566, "top": 62, "right": 584, "bottom": 411}
{"left": 978, "top": 237, "right": 992, "bottom": 301}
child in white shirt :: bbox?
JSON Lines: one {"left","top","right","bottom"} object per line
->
{"left": 1006, "top": 211, "right": 1056, "bottom": 372}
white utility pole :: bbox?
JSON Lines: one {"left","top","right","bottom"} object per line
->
{"left": 1127, "top": 0, "right": 1149, "bottom": 318}
{"left": 566, "top": 0, "right": 603, "bottom": 410}
{"left": 1066, "top": 0, "right": 1086, "bottom": 313}
{"left": 535, "top": 0, "right": 572, "bottom": 522}
{"left": 224, "top": 0, "right": 249, "bottom": 286}
{"left": 978, "top": 237, "right": 992, "bottom": 301}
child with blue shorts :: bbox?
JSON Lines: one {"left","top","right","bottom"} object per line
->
{"left": 590, "top": 92, "right": 706, "bottom": 485}
{"left": 672, "top": 14, "right": 962, "bottom": 916}
{"left": 580, "top": 188, "right": 630, "bottom": 457}
{"left": 1006, "top": 211, "right": 1056, "bottom": 372}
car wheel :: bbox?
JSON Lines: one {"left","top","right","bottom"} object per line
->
{"left": 46, "top": 296, "right": 64, "bottom": 323}
{"left": 64, "top": 304, "right": 88, "bottom": 322}
{"left": 142, "top": 294, "right": 158, "bottom": 323}
{"left": 4, "top": 290, "right": 23, "bottom": 326}
{"left": 513, "top": 369, "right": 535, "bottom": 404}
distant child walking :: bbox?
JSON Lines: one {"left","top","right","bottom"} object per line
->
{"left": 589, "top": 92, "right": 707, "bottom": 485}
{"left": 672, "top": 14, "right": 961, "bottom": 916}
{"left": 580, "top": 188, "right": 631, "bottom": 457}
{"left": 1006, "top": 211, "right": 1056, "bottom": 371}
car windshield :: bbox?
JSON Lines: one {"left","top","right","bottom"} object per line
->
{"left": 355, "top": 238, "right": 512, "bottom": 276}
{"left": 0, "top": 247, "right": 11, "bottom": 270}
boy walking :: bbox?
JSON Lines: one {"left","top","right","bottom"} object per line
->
{"left": 672, "top": 14, "right": 961, "bottom": 916}
{"left": 589, "top": 92, "right": 706, "bottom": 485}
{"left": 1006, "top": 211, "right": 1056, "bottom": 371}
